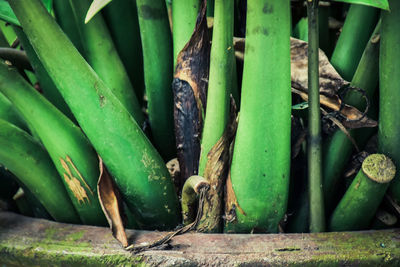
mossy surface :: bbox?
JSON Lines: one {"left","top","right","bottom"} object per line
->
{"left": 1, "top": 212, "right": 399, "bottom": 266}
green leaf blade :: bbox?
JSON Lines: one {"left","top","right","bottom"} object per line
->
{"left": 0, "top": 1, "right": 20, "bottom": 26}
{"left": 0, "top": 0, "right": 52, "bottom": 26}
{"left": 333, "top": 0, "right": 389, "bottom": 10}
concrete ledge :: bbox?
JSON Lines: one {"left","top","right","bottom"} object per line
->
{"left": 0, "top": 211, "right": 400, "bottom": 266}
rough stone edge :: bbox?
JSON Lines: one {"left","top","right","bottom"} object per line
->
{"left": 0, "top": 212, "right": 400, "bottom": 266}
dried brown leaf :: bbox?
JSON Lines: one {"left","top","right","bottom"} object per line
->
{"left": 321, "top": 107, "right": 360, "bottom": 152}
{"left": 197, "top": 98, "right": 238, "bottom": 232}
{"left": 224, "top": 172, "right": 246, "bottom": 224}
{"left": 97, "top": 157, "right": 128, "bottom": 248}
{"left": 234, "top": 37, "right": 377, "bottom": 129}
{"left": 292, "top": 88, "right": 377, "bottom": 129}
{"left": 173, "top": 0, "right": 210, "bottom": 186}
{"left": 290, "top": 38, "right": 348, "bottom": 97}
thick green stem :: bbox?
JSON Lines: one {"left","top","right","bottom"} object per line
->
{"left": 323, "top": 22, "right": 381, "bottom": 213}
{"left": 329, "top": 154, "right": 395, "bottom": 231}
{"left": 206, "top": 0, "right": 214, "bottom": 17}
{"left": 172, "top": 0, "right": 200, "bottom": 66}
{"left": 379, "top": 0, "right": 400, "bottom": 206}
{"left": 0, "top": 91, "right": 26, "bottom": 130}
{"left": 69, "top": 0, "right": 144, "bottom": 125}
{"left": 9, "top": 0, "right": 180, "bottom": 230}
{"left": 330, "top": 4, "right": 379, "bottom": 81}
{"left": 225, "top": 0, "right": 291, "bottom": 233}
{"left": 307, "top": 0, "right": 325, "bottom": 233}
{"left": 0, "top": 21, "right": 16, "bottom": 46}
{"left": 103, "top": 0, "right": 145, "bottom": 103}
{"left": 0, "top": 119, "right": 80, "bottom": 223}
{"left": 53, "top": 0, "right": 84, "bottom": 54}
{"left": 293, "top": 17, "right": 308, "bottom": 41}
{"left": 136, "top": 0, "right": 176, "bottom": 161}
{"left": 0, "top": 61, "right": 106, "bottom": 226}
{"left": 0, "top": 28, "right": 9, "bottom": 47}
{"left": 318, "top": 2, "right": 330, "bottom": 55}
{"left": 13, "top": 26, "right": 75, "bottom": 121}
{"left": 198, "top": 0, "right": 233, "bottom": 176}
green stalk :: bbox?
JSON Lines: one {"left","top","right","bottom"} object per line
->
{"left": 0, "top": 21, "right": 16, "bottom": 46}
{"left": 323, "top": 22, "right": 381, "bottom": 213}
{"left": 307, "top": 0, "right": 325, "bottom": 233}
{"left": 13, "top": 26, "right": 75, "bottom": 121}
{"left": 0, "top": 119, "right": 80, "bottom": 223}
{"left": 294, "top": 3, "right": 330, "bottom": 52}
{"left": 198, "top": 0, "right": 233, "bottom": 175}
{"left": 329, "top": 154, "right": 395, "bottom": 231}
{"left": 0, "top": 28, "right": 9, "bottom": 47}
{"left": 206, "top": 0, "right": 214, "bottom": 17}
{"left": 172, "top": 0, "right": 200, "bottom": 66}
{"left": 330, "top": 4, "right": 379, "bottom": 81}
{"left": 9, "top": 0, "right": 180, "bottom": 230}
{"left": 103, "top": 0, "right": 145, "bottom": 103}
{"left": 53, "top": 0, "right": 84, "bottom": 54}
{"left": 0, "top": 91, "right": 26, "bottom": 130}
{"left": 0, "top": 61, "right": 106, "bottom": 226}
{"left": 136, "top": 0, "right": 176, "bottom": 160}
{"left": 318, "top": 2, "right": 330, "bottom": 55}
{"left": 379, "top": 0, "right": 400, "bottom": 206}
{"left": 293, "top": 17, "right": 308, "bottom": 41}
{"left": 69, "top": 0, "right": 144, "bottom": 125}
{"left": 225, "top": 0, "right": 291, "bottom": 233}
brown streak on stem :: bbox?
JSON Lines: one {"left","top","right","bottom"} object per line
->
{"left": 66, "top": 155, "right": 94, "bottom": 195}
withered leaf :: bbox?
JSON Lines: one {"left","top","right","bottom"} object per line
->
{"left": 173, "top": 0, "right": 210, "bottom": 188}
{"left": 292, "top": 88, "right": 377, "bottom": 128}
{"left": 224, "top": 171, "right": 246, "bottom": 224}
{"left": 233, "top": 37, "right": 377, "bottom": 129}
{"left": 197, "top": 98, "right": 238, "bottom": 233}
{"left": 97, "top": 157, "right": 128, "bottom": 248}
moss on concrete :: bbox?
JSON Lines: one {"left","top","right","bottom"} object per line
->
{"left": 0, "top": 243, "right": 146, "bottom": 267}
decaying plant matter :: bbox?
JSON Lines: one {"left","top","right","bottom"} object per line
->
{"left": 173, "top": 0, "right": 210, "bottom": 187}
